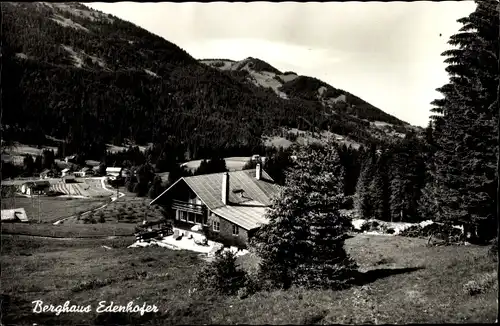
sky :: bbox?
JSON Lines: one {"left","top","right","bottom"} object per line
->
{"left": 84, "top": 2, "right": 476, "bottom": 127}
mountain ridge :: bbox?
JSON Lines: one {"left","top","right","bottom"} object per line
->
{"left": 3, "top": 2, "right": 420, "bottom": 162}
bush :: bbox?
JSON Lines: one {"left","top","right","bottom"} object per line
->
{"left": 463, "top": 280, "right": 483, "bottom": 296}
{"left": 399, "top": 223, "right": 462, "bottom": 242}
{"left": 195, "top": 250, "right": 246, "bottom": 295}
{"left": 72, "top": 278, "right": 113, "bottom": 292}
{"left": 360, "top": 221, "right": 380, "bottom": 232}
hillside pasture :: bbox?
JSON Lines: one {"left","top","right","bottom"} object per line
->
{"left": 0, "top": 233, "right": 496, "bottom": 325}
{"left": 1, "top": 196, "right": 107, "bottom": 223}
{"left": 181, "top": 157, "right": 251, "bottom": 172}
{"left": 61, "top": 196, "right": 164, "bottom": 225}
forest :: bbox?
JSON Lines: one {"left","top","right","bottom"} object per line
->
{"left": 3, "top": 2, "right": 409, "bottom": 164}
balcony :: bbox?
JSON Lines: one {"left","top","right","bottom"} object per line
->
{"left": 171, "top": 199, "right": 206, "bottom": 215}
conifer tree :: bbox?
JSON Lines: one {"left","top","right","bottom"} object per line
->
{"left": 427, "top": 0, "right": 498, "bottom": 240}
{"left": 354, "top": 145, "right": 377, "bottom": 219}
{"left": 251, "top": 143, "right": 357, "bottom": 290}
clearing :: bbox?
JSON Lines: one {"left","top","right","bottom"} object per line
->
{"left": 1, "top": 196, "right": 106, "bottom": 223}
{"left": 181, "top": 157, "right": 251, "bottom": 172}
{"left": 0, "top": 233, "right": 496, "bottom": 325}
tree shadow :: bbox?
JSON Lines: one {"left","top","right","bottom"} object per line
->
{"left": 352, "top": 266, "right": 425, "bottom": 286}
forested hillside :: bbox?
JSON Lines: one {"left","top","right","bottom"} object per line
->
{"left": 2, "top": 2, "right": 414, "bottom": 163}
{"left": 201, "top": 58, "right": 408, "bottom": 126}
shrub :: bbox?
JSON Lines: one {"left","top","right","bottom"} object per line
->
{"left": 360, "top": 221, "right": 380, "bottom": 232}
{"left": 400, "top": 223, "right": 462, "bottom": 242}
{"left": 463, "top": 280, "right": 483, "bottom": 296}
{"left": 72, "top": 278, "right": 113, "bottom": 292}
{"left": 285, "top": 132, "right": 298, "bottom": 142}
{"left": 195, "top": 250, "right": 246, "bottom": 295}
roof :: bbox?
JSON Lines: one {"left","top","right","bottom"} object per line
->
{"left": 1, "top": 208, "right": 29, "bottom": 222}
{"left": 24, "top": 180, "right": 51, "bottom": 187}
{"left": 62, "top": 168, "right": 70, "bottom": 172}
{"left": 85, "top": 160, "right": 100, "bottom": 167}
{"left": 106, "top": 167, "right": 122, "bottom": 172}
{"left": 150, "top": 168, "right": 281, "bottom": 229}
{"left": 212, "top": 200, "right": 270, "bottom": 230}
{"left": 81, "top": 167, "right": 91, "bottom": 172}
{"left": 40, "top": 169, "right": 52, "bottom": 174}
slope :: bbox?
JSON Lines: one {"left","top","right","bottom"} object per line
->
{"left": 3, "top": 2, "right": 416, "bottom": 163}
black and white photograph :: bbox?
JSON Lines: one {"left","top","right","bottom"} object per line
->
{"left": 1, "top": 0, "right": 499, "bottom": 324}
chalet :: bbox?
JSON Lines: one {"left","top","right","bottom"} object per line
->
{"left": 39, "top": 169, "right": 55, "bottom": 179}
{"left": 61, "top": 168, "right": 71, "bottom": 177}
{"left": 106, "top": 167, "right": 123, "bottom": 179}
{"left": 21, "top": 180, "right": 51, "bottom": 196}
{"left": 64, "top": 155, "right": 77, "bottom": 164}
{"left": 150, "top": 164, "right": 280, "bottom": 248}
{"left": 62, "top": 175, "right": 76, "bottom": 183}
{"left": 74, "top": 167, "right": 94, "bottom": 177}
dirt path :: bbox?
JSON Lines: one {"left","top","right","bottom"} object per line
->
{"left": 52, "top": 177, "right": 125, "bottom": 225}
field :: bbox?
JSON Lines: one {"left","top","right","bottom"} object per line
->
{"left": 262, "top": 128, "right": 362, "bottom": 150}
{"left": 62, "top": 196, "right": 163, "bottom": 225}
{"left": 1, "top": 196, "right": 107, "bottom": 223}
{"left": 181, "top": 157, "right": 251, "bottom": 172}
{"left": 0, "top": 233, "right": 496, "bottom": 325}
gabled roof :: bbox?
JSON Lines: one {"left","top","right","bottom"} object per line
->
{"left": 151, "top": 169, "right": 280, "bottom": 210}
{"left": 106, "top": 167, "right": 122, "bottom": 172}
{"left": 212, "top": 200, "right": 270, "bottom": 230}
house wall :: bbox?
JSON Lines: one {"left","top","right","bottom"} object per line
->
{"left": 205, "top": 214, "right": 249, "bottom": 249}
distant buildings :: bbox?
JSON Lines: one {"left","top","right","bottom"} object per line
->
{"left": 21, "top": 180, "right": 51, "bottom": 196}
{"left": 39, "top": 169, "right": 56, "bottom": 179}
{"left": 106, "top": 167, "right": 123, "bottom": 179}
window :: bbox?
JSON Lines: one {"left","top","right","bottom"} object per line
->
{"left": 213, "top": 221, "right": 220, "bottom": 232}
{"left": 195, "top": 214, "right": 203, "bottom": 224}
{"left": 180, "top": 211, "right": 187, "bottom": 222}
{"left": 203, "top": 215, "right": 208, "bottom": 226}
{"left": 188, "top": 212, "right": 195, "bottom": 223}
{"left": 232, "top": 225, "right": 239, "bottom": 236}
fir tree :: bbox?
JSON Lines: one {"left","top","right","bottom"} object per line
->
{"left": 354, "top": 146, "right": 377, "bottom": 219}
{"left": 251, "top": 143, "right": 357, "bottom": 290}
{"left": 428, "top": 0, "right": 498, "bottom": 240}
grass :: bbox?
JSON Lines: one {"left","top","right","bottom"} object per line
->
{"left": 1, "top": 196, "right": 107, "bottom": 223}
{"left": 1, "top": 222, "right": 136, "bottom": 238}
{"left": 0, "top": 233, "right": 497, "bottom": 325}
{"left": 88, "top": 197, "right": 164, "bottom": 224}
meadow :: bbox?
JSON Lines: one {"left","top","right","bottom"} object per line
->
{"left": 0, "top": 233, "right": 496, "bottom": 325}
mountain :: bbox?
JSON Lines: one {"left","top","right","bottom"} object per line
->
{"left": 2, "top": 2, "right": 419, "bottom": 162}
{"left": 200, "top": 58, "right": 405, "bottom": 125}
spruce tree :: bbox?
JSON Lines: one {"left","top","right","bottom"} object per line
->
{"left": 428, "top": 0, "right": 498, "bottom": 240}
{"left": 354, "top": 146, "right": 377, "bottom": 219}
{"left": 251, "top": 143, "right": 357, "bottom": 290}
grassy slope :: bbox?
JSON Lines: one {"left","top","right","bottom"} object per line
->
{"left": 0, "top": 234, "right": 496, "bottom": 325}
{"left": 1, "top": 196, "right": 107, "bottom": 223}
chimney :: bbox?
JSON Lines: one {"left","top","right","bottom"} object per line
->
{"left": 255, "top": 163, "right": 262, "bottom": 180}
{"left": 221, "top": 172, "right": 229, "bottom": 205}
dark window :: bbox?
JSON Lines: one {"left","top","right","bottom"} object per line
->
{"left": 232, "top": 225, "right": 239, "bottom": 236}
{"left": 213, "top": 221, "right": 220, "bottom": 232}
